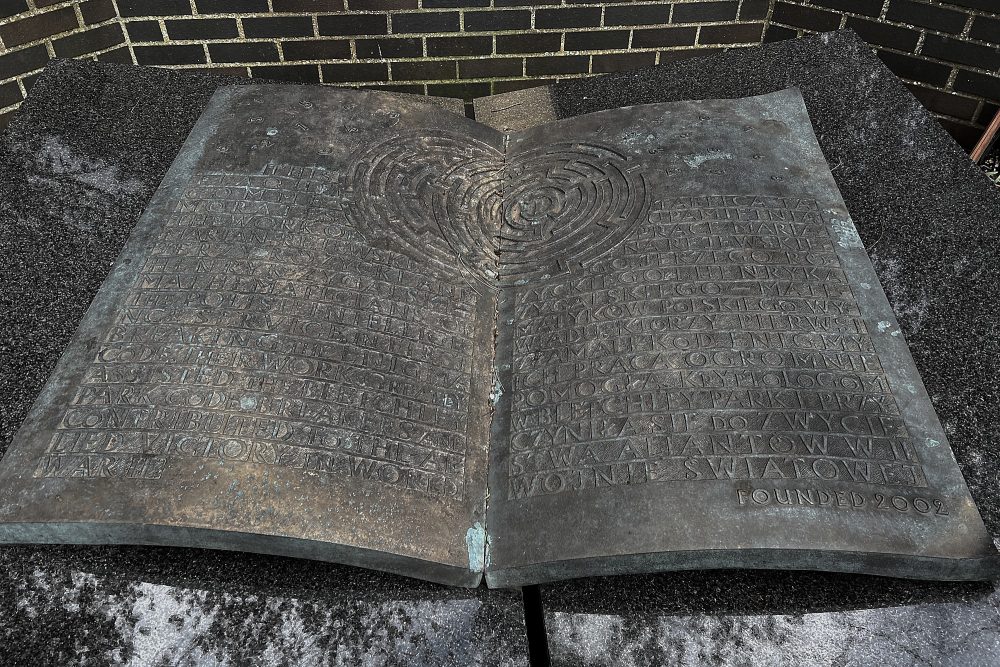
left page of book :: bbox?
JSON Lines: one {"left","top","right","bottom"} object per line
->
{"left": 0, "top": 84, "right": 503, "bottom": 587}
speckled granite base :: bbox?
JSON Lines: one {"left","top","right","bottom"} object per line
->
{"left": 542, "top": 570, "right": 1000, "bottom": 666}
{"left": 477, "top": 30, "right": 1000, "bottom": 665}
{"left": 0, "top": 60, "right": 526, "bottom": 667}
{"left": 550, "top": 33, "right": 1000, "bottom": 538}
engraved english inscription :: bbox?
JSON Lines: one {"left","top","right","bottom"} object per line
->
{"left": 507, "top": 195, "right": 927, "bottom": 500}
{"left": 37, "top": 165, "right": 478, "bottom": 499}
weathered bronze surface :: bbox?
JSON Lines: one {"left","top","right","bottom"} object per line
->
{"left": 0, "top": 84, "right": 994, "bottom": 587}
{"left": 0, "top": 85, "right": 500, "bottom": 587}
{"left": 485, "top": 89, "right": 998, "bottom": 587}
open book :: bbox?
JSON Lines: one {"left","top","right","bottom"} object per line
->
{"left": 0, "top": 85, "right": 994, "bottom": 588}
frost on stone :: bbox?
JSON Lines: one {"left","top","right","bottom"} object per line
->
{"left": 547, "top": 592, "right": 1000, "bottom": 667}
{"left": 19, "top": 135, "right": 150, "bottom": 231}
{"left": 872, "top": 256, "right": 930, "bottom": 335}
{"left": 6, "top": 566, "right": 501, "bottom": 666}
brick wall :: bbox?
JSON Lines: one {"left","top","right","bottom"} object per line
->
{"left": 0, "top": 0, "right": 997, "bottom": 152}
{"left": 0, "top": 1, "right": 128, "bottom": 127}
{"left": 770, "top": 0, "right": 1000, "bottom": 149}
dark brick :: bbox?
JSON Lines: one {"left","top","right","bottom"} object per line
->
{"left": 196, "top": 0, "right": 269, "bottom": 11}
{"left": 771, "top": 2, "right": 842, "bottom": 32}
{"left": 427, "top": 82, "right": 490, "bottom": 98}
{"left": 126, "top": 21, "right": 163, "bottom": 42}
{"left": 321, "top": 62, "right": 388, "bottom": 81}
{"left": 845, "top": 17, "right": 919, "bottom": 51}
{"left": 118, "top": 0, "right": 192, "bottom": 17}
{"left": 877, "top": 50, "right": 952, "bottom": 87}
{"left": 700, "top": 22, "right": 765, "bottom": 44}
{"left": 272, "top": 0, "right": 346, "bottom": 10}
{"left": 0, "top": 82, "right": 22, "bottom": 109}
{"left": 208, "top": 42, "right": 280, "bottom": 63}
{"left": 0, "top": 8, "right": 78, "bottom": 48}
{"left": 464, "top": 10, "right": 531, "bottom": 32}
{"left": 593, "top": 51, "right": 656, "bottom": 72}
{"left": 813, "top": 0, "right": 881, "bottom": 17}
{"left": 318, "top": 14, "right": 387, "bottom": 36}
{"left": 355, "top": 37, "right": 421, "bottom": 58}
{"left": 565, "top": 30, "right": 630, "bottom": 51}
{"left": 658, "top": 47, "right": 720, "bottom": 63}
{"left": 0, "top": 45, "right": 50, "bottom": 80}
{"left": 252, "top": 64, "right": 321, "bottom": 82}
{"left": 886, "top": 0, "right": 967, "bottom": 34}
{"left": 739, "top": 0, "right": 770, "bottom": 20}
{"left": 53, "top": 23, "right": 124, "bottom": 58}
{"left": 977, "top": 103, "right": 998, "bottom": 127}
{"left": 672, "top": 1, "right": 738, "bottom": 23}
{"left": 955, "top": 69, "right": 1000, "bottom": 101}
{"left": 536, "top": 7, "right": 601, "bottom": 29}
{"left": 495, "top": 0, "right": 559, "bottom": 6}
{"left": 937, "top": 117, "right": 980, "bottom": 150}
{"left": 283, "top": 38, "right": 352, "bottom": 60}
{"left": 424, "top": 0, "right": 489, "bottom": 6}
{"left": 0, "top": 109, "right": 14, "bottom": 133}
{"left": 605, "top": 4, "right": 670, "bottom": 26}
{"left": 35, "top": 0, "right": 72, "bottom": 5}
{"left": 19, "top": 72, "right": 39, "bottom": 92}
{"left": 764, "top": 24, "right": 799, "bottom": 43}
{"left": 392, "top": 12, "right": 459, "bottom": 33}
{"left": 392, "top": 59, "right": 457, "bottom": 80}
{"left": 427, "top": 36, "right": 492, "bottom": 56}
{"left": 497, "top": 33, "right": 561, "bottom": 54}
{"left": 937, "top": 0, "right": 996, "bottom": 12}
{"left": 970, "top": 17, "right": 1000, "bottom": 45}
{"left": 459, "top": 57, "right": 522, "bottom": 78}
{"left": 165, "top": 19, "right": 240, "bottom": 41}
{"left": 350, "top": 0, "right": 416, "bottom": 8}
{"left": 906, "top": 84, "right": 979, "bottom": 121}
{"left": 184, "top": 65, "right": 251, "bottom": 76}
{"left": 134, "top": 44, "right": 206, "bottom": 65}
{"left": 80, "top": 0, "right": 116, "bottom": 25}
{"left": 96, "top": 46, "right": 133, "bottom": 64}
{"left": 633, "top": 26, "right": 697, "bottom": 48}
{"left": 244, "top": 17, "right": 314, "bottom": 38}
{"left": 923, "top": 35, "right": 1000, "bottom": 71}
{"left": 0, "top": 1, "right": 28, "bottom": 21}
{"left": 526, "top": 55, "right": 589, "bottom": 75}
{"left": 494, "top": 78, "right": 552, "bottom": 94}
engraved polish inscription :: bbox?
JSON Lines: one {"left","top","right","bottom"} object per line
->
{"left": 507, "top": 195, "right": 927, "bottom": 501}
{"left": 36, "top": 165, "right": 478, "bottom": 499}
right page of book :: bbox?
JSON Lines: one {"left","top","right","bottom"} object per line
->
{"left": 485, "top": 89, "right": 997, "bottom": 587}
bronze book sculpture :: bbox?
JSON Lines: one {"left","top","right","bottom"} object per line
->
{"left": 0, "top": 84, "right": 994, "bottom": 587}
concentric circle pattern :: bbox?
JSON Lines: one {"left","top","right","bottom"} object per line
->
{"left": 498, "top": 142, "right": 648, "bottom": 281}
{"left": 341, "top": 130, "right": 503, "bottom": 288}
{"left": 342, "top": 132, "right": 649, "bottom": 288}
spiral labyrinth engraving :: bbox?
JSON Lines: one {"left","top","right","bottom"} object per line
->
{"left": 498, "top": 143, "right": 649, "bottom": 281}
{"left": 342, "top": 131, "right": 650, "bottom": 286}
